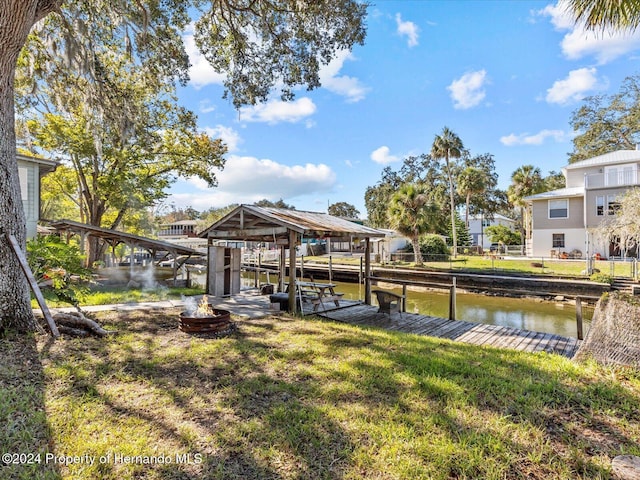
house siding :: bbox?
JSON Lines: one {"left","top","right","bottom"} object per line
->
{"left": 17, "top": 160, "right": 39, "bottom": 238}
{"left": 530, "top": 196, "right": 583, "bottom": 230}
{"left": 530, "top": 228, "right": 585, "bottom": 257}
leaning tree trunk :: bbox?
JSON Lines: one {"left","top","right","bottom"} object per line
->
{"left": 0, "top": 0, "right": 61, "bottom": 333}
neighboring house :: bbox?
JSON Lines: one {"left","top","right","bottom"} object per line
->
{"left": 157, "top": 220, "right": 207, "bottom": 251}
{"left": 467, "top": 214, "right": 517, "bottom": 250}
{"left": 524, "top": 149, "right": 640, "bottom": 258}
{"left": 17, "top": 153, "right": 58, "bottom": 238}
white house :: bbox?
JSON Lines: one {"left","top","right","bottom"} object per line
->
{"left": 467, "top": 214, "right": 517, "bottom": 250}
{"left": 17, "top": 153, "right": 58, "bottom": 238}
{"left": 524, "top": 149, "right": 640, "bottom": 258}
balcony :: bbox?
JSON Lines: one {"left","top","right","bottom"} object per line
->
{"left": 585, "top": 170, "right": 640, "bottom": 189}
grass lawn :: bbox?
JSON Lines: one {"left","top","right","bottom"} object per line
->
{"left": 302, "top": 255, "right": 605, "bottom": 278}
{"left": 31, "top": 285, "right": 205, "bottom": 309}
{"left": 2, "top": 310, "right": 639, "bottom": 479}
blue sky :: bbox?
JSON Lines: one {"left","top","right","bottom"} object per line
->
{"left": 168, "top": 0, "right": 640, "bottom": 218}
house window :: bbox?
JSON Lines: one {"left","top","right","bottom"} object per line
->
{"left": 596, "top": 196, "right": 605, "bottom": 216}
{"left": 549, "top": 199, "right": 568, "bottom": 218}
{"left": 481, "top": 219, "right": 491, "bottom": 227}
{"left": 607, "top": 195, "right": 621, "bottom": 215}
{"left": 552, "top": 233, "right": 565, "bottom": 248}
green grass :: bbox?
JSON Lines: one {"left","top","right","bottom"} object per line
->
{"left": 31, "top": 285, "right": 205, "bottom": 309}
{"left": 303, "top": 255, "right": 613, "bottom": 278}
{"left": 2, "top": 310, "right": 639, "bottom": 479}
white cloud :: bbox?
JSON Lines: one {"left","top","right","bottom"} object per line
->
{"left": 500, "top": 129, "right": 567, "bottom": 146}
{"left": 198, "top": 99, "right": 216, "bottom": 114}
{"left": 171, "top": 155, "right": 337, "bottom": 209}
{"left": 239, "top": 97, "right": 317, "bottom": 124}
{"left": 204, "top": 125, "right": 242, "bottom": 152}
{"left": 370, "top": 146, "right": 400, "bottom": 165}
{"left": 545, "top": 67, "right": 606, "bottom": 105}
{"left": 447, "top": 70, "right": 488, "bottom": 109}
{"left": 538, "top": 1, "right": 640, "bottom": 64}
{"left": 396, "top": 13, "right": 419, "bottom": 47}
{"left": 319, "top": 50, "right": 369, "bottom": 102}
{"left": 183, "top": 25, "right": 226, "bottom": 89}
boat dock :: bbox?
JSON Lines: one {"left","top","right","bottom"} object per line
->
{"left": 310, "top": 300, "right": 581, "bottom": 358}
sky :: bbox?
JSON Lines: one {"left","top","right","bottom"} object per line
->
{"left": 167, "top": 0, "right": 640, "bottom": 218}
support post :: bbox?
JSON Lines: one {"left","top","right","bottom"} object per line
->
{"left": 449, "top": 277, "right": 457, "bottom": 321}
{"left": 278, "top": 244, "right": 286, "bottom": 292}
{"left": 329, "top": 255, "right": 333, "bottom": 283}
{"left": 288, "top": 229, "right": 297, "bottom": 314}
{"left": 576, "top": 296, "right": 584, "bottom": 340}
{"left": 5, "top": 233, "right": 59, "bottom": 338}
{"left": 402, "top": 284, "right": 407, "bottom": 312}
{"left": 365, "top": 238, "right": 371, "bottom": 305}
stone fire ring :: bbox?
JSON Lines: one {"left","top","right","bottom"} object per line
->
{"left": 179, "top": 308, "right": 233, "bottom": 334}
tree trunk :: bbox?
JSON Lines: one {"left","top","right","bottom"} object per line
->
{"left": 0, "top": 0, "right": 61, "bottom": 332}
{"left": 412, "top": 234, "right": 423, "bottom": 266}
{"left": 446, "top": 157, "right": 457, "bottom": 258}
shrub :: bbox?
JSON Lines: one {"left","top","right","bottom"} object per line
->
{"left": 27, "top": 235, "right": 91, "bottom": 308}
{"left": 419, "top": 234, "right": 449, "bottom": 261}
{"left": 590, "top": 272, "right": 613, "bottom": 285}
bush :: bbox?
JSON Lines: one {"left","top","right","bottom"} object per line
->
{"left": 590, "top": 272, "right": 613, "bottom": 285}
{"left": 419, "top": 234, "right": 449, "bottom": 260}
{"left": 27, "top": 235, "right": 91, "bottom": 308}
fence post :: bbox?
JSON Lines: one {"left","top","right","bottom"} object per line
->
{"left": 576, "top": 296, "right": 584, "bottom": 340}
{"left": 449, "top": 277, "right": 457, "bottom": 321}
{"left": 329, "top": 255, "right": 333, "bottom": 283}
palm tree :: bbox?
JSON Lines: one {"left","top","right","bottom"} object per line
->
{"left": 457, "top": 166, "right": 487, "bottom": 228}
{"left": 566, "top": 0, "right": 640, "bottom": 32}
{"left": 387, "top": 183, "right": 435, "bottom": 267}
{"left": 431, "top": 127, "right": 464, "bottom": 257}
{"left": 507, "top": 165, "right": 545, "bottom": 253}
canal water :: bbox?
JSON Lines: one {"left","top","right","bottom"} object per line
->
{"left": 240, "top": 273, "right": 592, "bottom": 338}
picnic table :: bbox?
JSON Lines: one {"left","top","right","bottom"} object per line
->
{"left": 293, "top": 281, "right": 344, "bottom": 312}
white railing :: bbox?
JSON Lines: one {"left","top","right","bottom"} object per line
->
{"left": 585, "top": 170, "right": 640, "bottom": 189}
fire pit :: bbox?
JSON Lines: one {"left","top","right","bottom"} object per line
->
{"left": 179, "top": 295, "right": 234, "bottom": 334}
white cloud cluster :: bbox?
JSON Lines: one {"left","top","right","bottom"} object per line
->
{"left": 447, "top": 70, "right": 488, "bottom": 109}
{"left": 545, "top": 67, "right": 606, "bottom": 105}
{"left": 183, "top": 25, "right": 226, "bottom": 89}
{"left": 239, "top": 97, "right": 317, "bottom": 124}
{"left": 172, "top": 155, "right": 337, "bottom": 209}
{"left": 396, "top": 13, "right": 419, "bottom": 47}
{"left": 204, "top": 125, "right": 242, "bottom": 152}
{"left": 370, "top": 146, "right": 400, "bottom": 165}
{"left": 538, "top": 1, "right": 640, "bottom": 64}
{"left": 319, "top": 50, "right": 370, "bottom": 103}
{"left": 500, "top": 129, "right": 567, "bottom": 146}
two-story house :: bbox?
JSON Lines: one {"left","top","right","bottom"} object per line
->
{"left": 524, "top": 149, "right": 640, "bottom": 258}
{"left": 467, "top": 213, "right": 517, "bottom": 250}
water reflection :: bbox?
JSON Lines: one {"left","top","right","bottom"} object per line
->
{"left": 239, "top": 273, "right": 591, "bottom": 338}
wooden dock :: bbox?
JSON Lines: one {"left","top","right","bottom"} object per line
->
{"left": 312, "top": 301, "right": 581, "bottom": 358}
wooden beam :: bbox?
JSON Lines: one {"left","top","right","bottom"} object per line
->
{"left": 5, "top": 233, "right": 59, "bottom": 338}
{"left": 208, "top": 226, "right": 290, "bottom": 239}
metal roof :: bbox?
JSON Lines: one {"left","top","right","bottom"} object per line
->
{"left": 200, "top": 204, "right": 386, "bottom": 242}
{"left": 49, "top": 219, "right": 203, "bottom": 256}
{"left": 564, "top": 150, "right": 640, "bottom": 170}
{"left": 523, "top": 186, "right": 585, "bottom": 202}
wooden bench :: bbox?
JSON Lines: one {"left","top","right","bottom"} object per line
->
{"left": 372, "top": 289, "right": 405, "bottom": 317}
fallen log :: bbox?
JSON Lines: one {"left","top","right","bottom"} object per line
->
{"left": 52, "top": 311, "right": 114, "bottom": 337}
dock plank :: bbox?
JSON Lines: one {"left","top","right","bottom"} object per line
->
{"left": 316, "top": 303, "right": 580, "bottom": 358}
